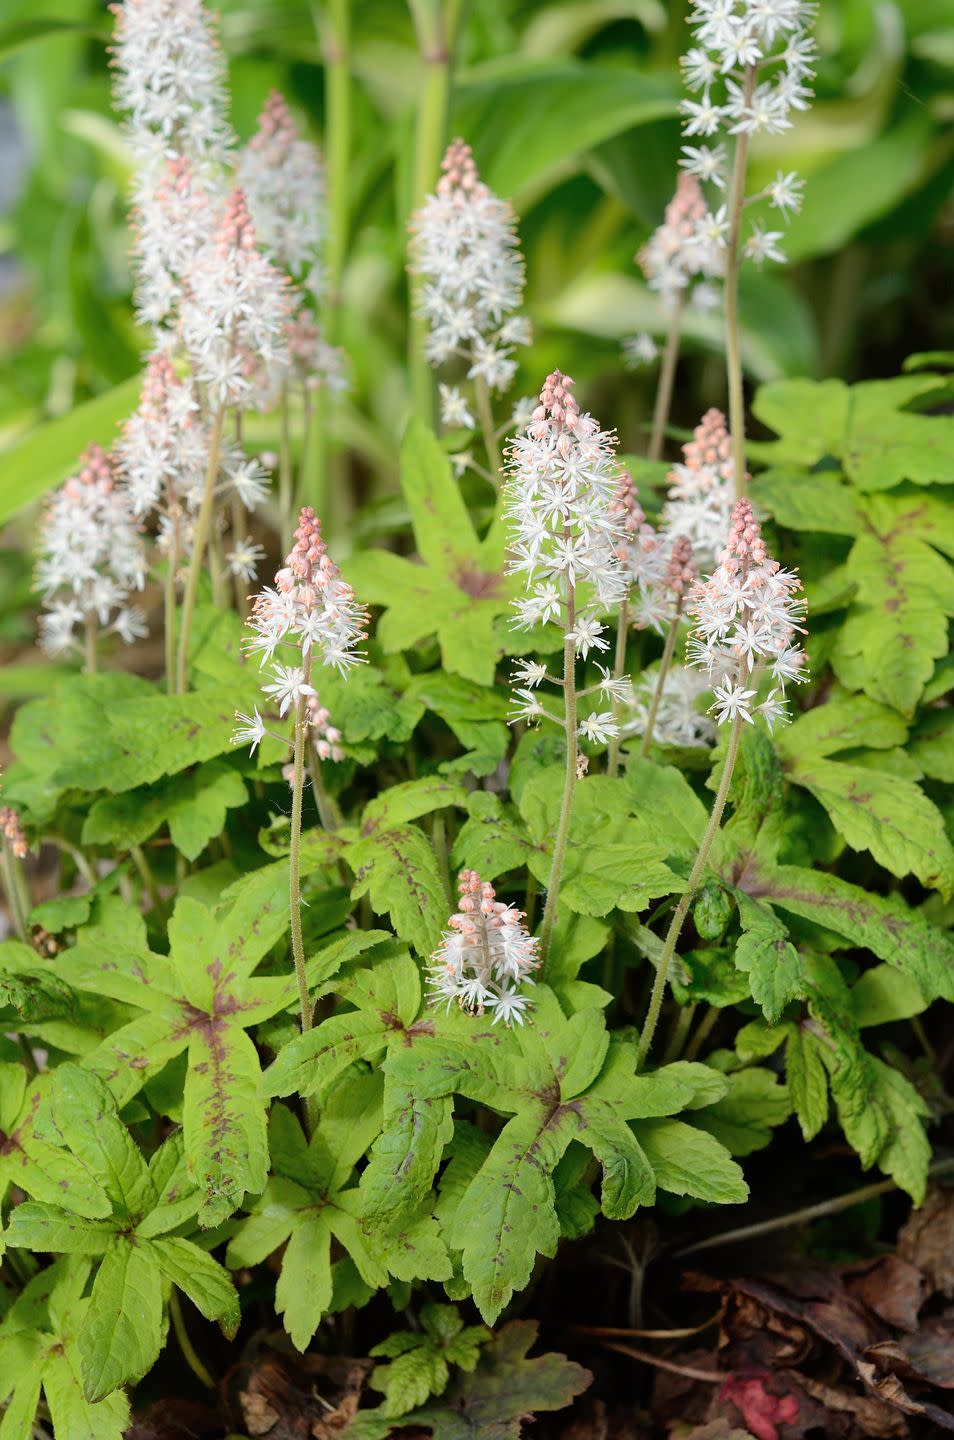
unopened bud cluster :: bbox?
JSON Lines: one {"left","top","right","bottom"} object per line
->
{"left": 427, "top": 871, "right": 538, "bottom": 1027}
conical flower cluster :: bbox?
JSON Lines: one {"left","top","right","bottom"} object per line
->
{"left": 660, "top": 408, "right": 736, "bottom": 569}
{"left": 638, "top": 172, "right": 724, "bottom": 310}
{"left": 686, "top": 497, "right": 807, "bottom": 728}
{"left": 238, "top": 91, "right": 325, "bottom": 284}
{"left": 35, "top": 445, "right": 147, "bottom": 656}
{"left": 410, "top": 138, "right": 529, "bottom": 388}
{"left": 427, "top": 871, "right": 538, "bottom": 1026}
{"left": 0, "top": 806, "right": 28, "bottom": 860}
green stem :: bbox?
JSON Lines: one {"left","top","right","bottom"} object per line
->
{"left": 279, "top": 383, "right": 294, "bottom": 549}
{"left": 83, "top": 617, "right": 98, "bottom": 676}
{"left": 474, "top": 375, "right": 502, "bottom": 474}
{"left": 538, "top": 586, "right": 578, "bottom": 973}
{"left": 647, "top": 293, "right": 684, "bottom": 462}
{"left": 674, "top": 1156, "right": 954, "bottom": 1260}
{"left": 723, "top": 65, "right": 756, "bottom": 501}
{"left": 683, "top": 1002, "right": 721, "bottom": 1063}
{"left": 313, "top": 0, "right": 351, "bottom": 308}
{"left": 662, "top": 1001, "right": 696, "bottom": 1065}
{"left": 606, "top": 594, "right": 630, "bottom": 778}
{"left": 432, "top": 810, "right": 452, "bottom": 909}
{"left": 635, "top": 711, "right": 744, "bottom": 1072}
{"left": 290, "top": 666, "right": 314, "bottom": 1041}
{"left": 130, "top": 844, "right": 163, "bottom": 917}
{"left": 169, "top": 1290, "right": 215, "bottom": 1390}
{"left": 176, "top": 405, "right": 225, "bottom": 693}
{"left": 408, "top": 3, "right": 458, "bottom": 421}
{"left": 639, "top": 597, "right": 684, "bottom": 758}
{"left": 230, "top": 413, "right": 249, "bottom": 616}
{"left": 1, "top": 842, "right": 29, "bottom": 942}
{"left": 164, "top": 500, "right": 180, "bottom": 695}
{"left": 307, "top": 749, "right": 340, "bottom": 835}
{"left": 18, "top": 1032, "right": 39, "bottom": 1077}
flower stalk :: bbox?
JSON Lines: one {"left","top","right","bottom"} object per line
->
{"left": 176, "top": 404, "right": 225, "bottom": 693}
{"left": 639, "top": 596, "right": 685, "bottom": 757}
{"left": 647, "top": 292, "right": 685, "bottom": 462}
{"left": 635, "top": 707, "right": 744, "bottom": 1072}
{"left": 539, "top": 586, "right": 579, "bottom": 971}
{"left": 723, "top": 65, "right": 757, "bottom": 499}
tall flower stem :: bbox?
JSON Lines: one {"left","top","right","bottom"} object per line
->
{"left": 647, "top": 293, "right": 685, "bottom": 462}
{"left": 176, "top": 405, "right": 225, "bottom": 693}
{"left": 83, "top": 618, "right": 98, "bottom": 676}
{"left": 1, "top": 842, "right": 29, "bottom": 942}
{"left": 474, "top": 375, "right": 501, "bottom": 474}
{"left": 290, "top": 657, "right": 314, "bottom": 1042}
{"left": 314, "top": 0, "right": 351, "bottom": 313}
{"left": 538, "top": 584, "right": 578, "bottom": 972}
{"left": 164, "top": 503, "right": 181, "bottom": 695}
{"left": 307, "top": 750, "right": 340, "bottom": 834}
{"left": 230, "top": 414, "right": 249, "bottom": 615}
{"left": 639, "top": 597, "right": 684, "bottom": 758}
{"left": 606, "top": 596, "right": 630, "bottom": 778}
{"left": 635, "top": 708, "right": 744, "bottom": 1072}
{"left": 723, "top": 65, "right": 757, "bottom": 500}
{"left": 279, "top": 384, "right": 294, "bottom": 548}
{"left": 408, "top": 0, "right": 460, "bottom": 421}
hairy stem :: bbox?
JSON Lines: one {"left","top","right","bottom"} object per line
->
{"left": 636, "top": 711, "right": 744, "bottom": 1072}
{"left": 176, "top": 405, "right": 225, "bottom": 693}
{"left": 683, "top": 1002, "right": 721, "bottom": 1063}
{"left": 606, "top": 595, "right": 630, "bottom": 778}
{"left": 474, "top": 375, "right": 502, "bottom": 474}
{"left": 639, "top": 597, "right": 684, "bottom": 758}
{"left": 290, "top": 662, "right": 314, "bottom": 1040}
{"left": 538, "top": 586, "right": 578, "bottom": 972}
{"left": 724, "top": 65, "right": 757, "bottom": 500}
{"left": 647, "top": 294, "right": 685, "bottom": 462}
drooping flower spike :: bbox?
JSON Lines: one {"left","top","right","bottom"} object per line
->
{"left": 427, "top": 871, "right": 538, "bottom": 1026}
{"left": 685, "top": 497, "right": 807, "bottom": 729}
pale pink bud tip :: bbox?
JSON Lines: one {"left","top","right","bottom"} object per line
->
{"left": 438, "top": 138, "right": 484, "bottom": 197}
{"left": 0, "top": 806, "right": 28, "bottom": 860}
{"left": 666, "top": 535, "right": 697, "bottom": 596}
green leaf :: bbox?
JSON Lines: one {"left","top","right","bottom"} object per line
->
{"left": 784, "top": 1027, "right": 829, "bottom": 1142}
{"left": 455, "top": 62, "right": 678, "bottom": 205}
{"left": 51, "top": 1066, "right": 151, "bottom": 1220}
{"left": 346, "top": 825, "right": 447, "bottom": 955}
{"left": 851, "top": 965, "right": 926, "bottom": 1028}
{"left": 83, "top": 761, "right": 247, "bottom": 861}
{"left": 751, "top": 469, "right": 863, "bottom": 535}
{"left": 360, "top": 1090, "right": 455, "bottom": 1219}
{"left": 742, "top": 863, "right": 954, "bottom": 1002}
{"left": 909, "top": 707, "right": 954, "bottom": 782}
{"left": 360, "top": 777, "right": 468, "bottom": 835}
{"left": 776, "top": 695, "right": 908, "bottom": 760}
{"left": 150, "top": 1237, "right": 239, "bottom": 1336}
{"left": 276, "top": 1215, "right": 335, "bottom": 1352}
{"left": 80, "top": 1238, "right": 164, "bottom": 1402}
{"left": 451, "top": 792, "right": 534, "bottom": 879}
{"left": 623, "top": 758, "right": 707, "bottom": 853}
{"left": 373, "top": 1345, "right": 450, "bottom": 1418}
{"left": 691, "top": 1068, "right": 791, "bottom": 1157}
{"left": 785, "top": 754, "right": 954, "bottom": 894}
{"left": 183, "top": 1023, "right": 268, "bottom": 1228}
{"left": 452, "top": 1105, "right": 578, "bottom": 1324}
{"left": 637, "top": 1120, "right": 749, "bottom": 1204}
{"left": 733, "top": 898, "right": 804, "bottom": 1024}
{"left": 0, "top": 376, "right": 141, "bottom": 526}
{"left": 346, "top": 422, "right": 515, "bottom": 685}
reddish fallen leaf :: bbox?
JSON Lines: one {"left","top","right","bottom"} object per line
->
{"left": 866, "top": 1316, "right": 954, "bottom": 1391}
{"left": 717, "top": 1375, "right": 799, "bottom": 1440}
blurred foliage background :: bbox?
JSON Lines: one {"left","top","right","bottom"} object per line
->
{"left": 1, "top": 0, "right": 953, "bottom": 493}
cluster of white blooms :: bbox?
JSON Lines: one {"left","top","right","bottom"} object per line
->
{"left": 35, "top": 446, "right": 147, "bottom": 655}
{"left": 116, "top": 353, "right": 270, "bottom": 577}
{"left": 410, "top": 138, "right": 530, "bottom": 391}
{"left": 427, "top": 871, "right": 538, "bottom": 1026}
{"left": 679, "top": 0, "right": 815, "bottom": 267}
{"left": 180, "top": 189, "right": 290, "bottom": 409}
{"left": 609, "top": 473, "right": 698, "bottom": 634}
{"left": 638, "top": 172, "right": 725, "bottom": 311}
{"left": 621, "top": 665, "right": 716, "bottom": 749}
{"left": 238, "top": 91, "right": 325, "bottom": 286}
{"left": 110, "top": 0, "right": 232, "bottom": 167}
{"left": 132, "top": 155, "right": 221, "bottom": 332}
{"left": 506, "top": 372, "right": 633, "bottom": 745}
{"left": 234, "top": 507, "right": 367, "bottom": 756}
{"left": 686, "top": 497, "right": 807, "bottom": 728}
{"left": 622, "top": 333, "right": 659, "bottom": 370}
{"left": 660, "top": 408, "right": 736, "bottom": 570}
